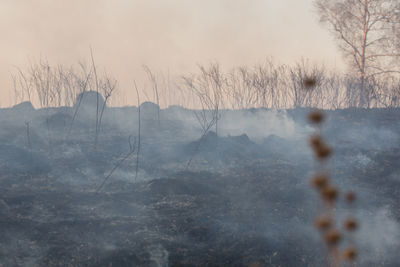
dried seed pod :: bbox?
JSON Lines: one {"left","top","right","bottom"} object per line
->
{"left": 315, "top": 144, "right": 332, "bottom": 159}
{"left": 248, "top": 262, "right": 261, "bottom": 267}
{"left": 309, "top": 135, "right": 323, "bottom": 149}
{"left": 310, "top": 173, "right": 329, "bottom": 190}
{"left": 303, "top": 77, "right": 317, "bottom": 89}
{"left": 308, "top": 110, "right": 324, "bottom": 124}
{"left": 322, "top": 186, "right": 338, "bottom": 203}
{"left": 345, "top": 191, "right": 356, "bottom": 203}
{"left": 314, "top": 216, "right": 332, "bottom": 231}
{"left": 343, "top": 247, "right": 357, "bottom": 261}
{"left": 343, "top": 217, "right": 358, "bottom": 231}
{"left": 324, "top": 229, "right": 341, "bottom": 247}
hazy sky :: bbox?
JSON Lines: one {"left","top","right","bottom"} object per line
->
{"left": 0, "top": 0, "right": 345, "bottom": 107}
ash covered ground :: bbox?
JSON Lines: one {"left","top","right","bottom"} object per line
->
{"left": 1, "top": 96, "right": 400, "bottom": 266}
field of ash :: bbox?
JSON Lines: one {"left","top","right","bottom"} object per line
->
{"left": 1, "top": 94, "right": 400, "bottom": 266}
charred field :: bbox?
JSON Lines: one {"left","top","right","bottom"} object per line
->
{"left": 1, "top": 101, "right": 400, "bottom": 267}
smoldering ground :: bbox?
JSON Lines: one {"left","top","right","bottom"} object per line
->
{"left": 0, "top": 98, "right": 400, "bottom": 266}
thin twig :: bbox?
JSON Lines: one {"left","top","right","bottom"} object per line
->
{"left": 95, "top": 144, "right": 136, "bottom": 193}
{"left": 134, "top": 81, "right": 141, "bottom": 182}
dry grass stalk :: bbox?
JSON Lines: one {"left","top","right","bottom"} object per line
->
{"left": 305, "top": 77, "right": 359, "bottom": 266}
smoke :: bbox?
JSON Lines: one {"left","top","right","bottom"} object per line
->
{"left": 334, "top": 124, "right": 399, "bottom": 150}
{"left": 218, "top": 109, "right": 311, "bottom": 141}
{"left": 157, "top": 108, "right": 312, "bottom": 143}
{"left": 356, "top": 207, "right": 400, "bottom": 265}
{"left": 0, "top": 0, "right": 344, "bottom": 108}
{"left": 148, "top": 244, "right": 169, "bottom": 267}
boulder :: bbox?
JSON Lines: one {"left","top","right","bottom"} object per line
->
{"left": 139, "top": 101, "right": 160, "bottom": 120}
{"left": 74, "top": 91, "right": 105, "bottom": 112}
{"left": 12, "top": 101, "right": 35, "bottom": 112}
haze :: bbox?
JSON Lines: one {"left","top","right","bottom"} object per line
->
{"left": 0, "top": 0, "right": 344, "bottom": 107}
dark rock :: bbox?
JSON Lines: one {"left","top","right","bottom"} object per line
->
{"left": 12, "top": 101, "right": 35, "bottom": 112}
{"left": 140, "top": 101, "right": 160, "bottom": 120}
{"left": 74, "top": 91, "right": 105, "bottom": 112}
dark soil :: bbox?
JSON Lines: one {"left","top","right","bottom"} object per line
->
{"left": 0, "top": 105, "right": 399, "bottom": 266}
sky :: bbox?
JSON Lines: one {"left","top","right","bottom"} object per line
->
{"left": 0, "top": 0, "right": 345, "bottom": 107}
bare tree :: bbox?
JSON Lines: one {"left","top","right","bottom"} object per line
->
{"left": 11, "top": 73, "right": 23, "bottom": 105}
{"left": 11, "top": 56, "right": 120, "bottom": 148}
{"left": 182, "top": 63, "right": 224, "bottom": 135}
{"left": 226, "top": 67, "right": 256, "bottom": 109}
{"left": 314, "top": 0, "right": 400, "bottom": 107}
{"left": 323, "top": 71, "right": 345, "bottom": 109}
{"left": 11, "top": 66, "right": 33, "bottom": 104}
{"left": 95, "top": 72, "right": 117, "bottom": 147}
{"left": 289, "top": 59, "right": 326, "bottom": 108}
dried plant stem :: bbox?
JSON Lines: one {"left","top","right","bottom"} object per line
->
{"left": 134, "top": 81, "right": 141, "bottom": 182}
{"left": 96, "top": 142, "right": 136, "bottom": 193}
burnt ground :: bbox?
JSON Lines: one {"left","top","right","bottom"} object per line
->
{"left": 0, "top": 103, "right": 400, "bottom": 266}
